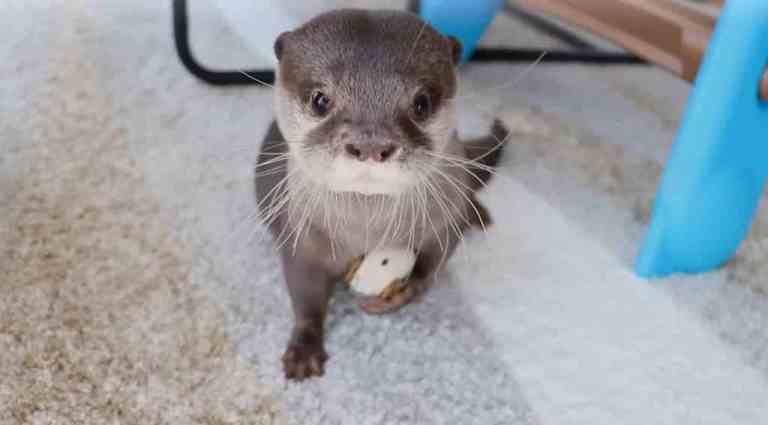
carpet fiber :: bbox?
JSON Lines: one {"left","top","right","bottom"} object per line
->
{"left": 2, "top": 1, "right": 768, "bottom": 424}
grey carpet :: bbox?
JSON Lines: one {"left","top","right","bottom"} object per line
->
{"left": 3, "top": 1, "right": 768, "bottom": 424}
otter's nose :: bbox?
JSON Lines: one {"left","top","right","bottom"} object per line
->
{"left": 344, "top": 143, "right": 398, "bottom": 162}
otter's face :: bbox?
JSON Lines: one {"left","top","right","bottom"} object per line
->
{"left": 272, "top": 10, "right": 462, "bottom": 195}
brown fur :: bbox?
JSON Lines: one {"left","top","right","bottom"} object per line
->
{"left": 256, "top": 9, "right": 508, "bottom": 381}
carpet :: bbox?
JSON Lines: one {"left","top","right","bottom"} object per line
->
{"left": 2, "top": 1, "right": 768, "bottom": 424}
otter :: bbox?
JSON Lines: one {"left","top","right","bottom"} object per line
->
{"left": 255, "top": 9, "right": 509, "bottom": 380}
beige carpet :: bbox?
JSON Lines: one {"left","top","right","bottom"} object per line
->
{"left": 0, "top": 1, "right": 280, "bottom": 423}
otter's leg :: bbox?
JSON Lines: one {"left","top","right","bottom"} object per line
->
{"left": 280, "top": 251, "right": 336, "bottom": 380}
{"left": 255, "top": 123, "right": 335, "bottom": 379}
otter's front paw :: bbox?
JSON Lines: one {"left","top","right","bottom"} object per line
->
{"left": 282, "top": 336, "right": 328, "bottom": 381}
{"left": 356, "top": 278, "right": 423, "bottom": 315}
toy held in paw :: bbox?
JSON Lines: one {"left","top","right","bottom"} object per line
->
{"left": 344, "top": 248, "right": 416, "bottom": 299}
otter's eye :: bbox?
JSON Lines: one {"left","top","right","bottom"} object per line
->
{"left": 310, "top": 91, "right": 332, "bottom": 116}
{"left": 412, "top": 93, "right": 432, "bottom": 121}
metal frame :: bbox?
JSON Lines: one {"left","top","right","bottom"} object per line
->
{"left": 171, "top": 0, "right": 645, "bottom": 87}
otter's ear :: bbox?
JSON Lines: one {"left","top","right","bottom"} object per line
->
{"left": 447, "top": 36, "right": 463, "bottom": 65}
{"left": 274, "top": 31, "right": 292, "bottom": 61}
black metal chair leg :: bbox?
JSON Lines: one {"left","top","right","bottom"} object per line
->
{"left": 171, "top": 0, "right": 645, "bottom": 87}
{"left": 172, "top": 0, "right": 275, "bottom": 86}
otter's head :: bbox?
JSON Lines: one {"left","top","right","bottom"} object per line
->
{"left": 273, "top": 9, "right": 462, "bottom": 195}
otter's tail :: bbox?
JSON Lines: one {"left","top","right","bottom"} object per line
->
{"left": 463, "top": 119, "right": 509, "bottom": 191}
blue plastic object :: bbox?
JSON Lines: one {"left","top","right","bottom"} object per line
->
{"left": 636, "top": 0, "right": 768, "bottom": 277}
{"left": 420, "top": 0, "right": 505, "bottom": 63}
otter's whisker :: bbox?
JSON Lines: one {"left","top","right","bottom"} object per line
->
{"left": 254, "top": 166, "right": 289, "bottom": 179}
{"left": 331, "top": 191, "right": 341, "bottom": 247}
{"left": 392, "top": 193, "right": 404, "bottom": 246}
{"left": 423, "top": 161, "right": 488, "bottom": 233}
{"left": 363, "top": 195, "right": 372, "bottom": 252}
{"left": 434, "top": 165, "right": 497, "bottom": 252}
{"left": 407, "top": 188, "right": 417, "bottom": 253}
{"left": 414, "top": 173, "right": 428, "bottom": 237}
{"left": 424, "top": 151, "right": 503, "bottom": 188}
{"left": 391, "top": 193, "right": 407, "bottom": 245}
{"left": 260, "top": 187, "right": 291, "bottom": 230}
{"left": 273, "top": 177, "right": 311, "bottom": 251}
{"left": 255, "top": 185, "right": 295, "bottom": 248}
{"left": 254, "top": 153, "right": 292, "bottom": 170}
{"left": 414, "top": 178, "right": 431, "bottom": 249}
{"left": 374, "top": 194, "right": 387, "bottom": 229}
{"left": 321, "top": 187, "right": 336, "bottom": 260}
{"left": 425, "top": 151, "right": 500, "bottom": 174}
{"left": 422, "top": 166, "right": 471, "bottom": 268}
{"left": 422, "top": 169, "right": 470, "bottom": 267}
{"left": 363, "top": 194, "right": 379, "bottom": 252}
{"left": 256, "top": 167, "right": 296, "bottom": 214}
{"left": 232, "top": 168, "right": 294, "bottom": 249}
{"left": 413, "top": 170, "right": 445, "bottom": 252}
{"left": 238, "top": 70, "right": 274, "bottom": 88}
{"left": 292, "top": 182, "right": 324, "bottom": 255}
{"left": 471, "top": 134, "right": 511, "bottom": 167}
{"left": 421, "top": 166, "right": 469, "bottom": 235}
{"left": 289, "top": 176, "right": 324, "bottom": 254}
{"left": 375, "top": 193, "right": 399, "bottom": 251}
{"left": 451, "top": 50, "right": 548, "bottom": 103}
{"left": 309, "top": 148, "right": 340, "bottom": 257}
{"left": 255, "top": 150, "right": 293, "bottom": 157}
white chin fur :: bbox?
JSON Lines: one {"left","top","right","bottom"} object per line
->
{"left": 332, "top": 179, "right": 406, "bottom": 196}
{"left": 294, "top": 151, "right": 415, "bottom": 195}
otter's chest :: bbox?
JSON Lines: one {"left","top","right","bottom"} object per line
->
{"left": 307, "top": 189, "right": 465, "bottom": 257}
{"left": 318, "top": 195, "right": 419, "bottom": 255}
